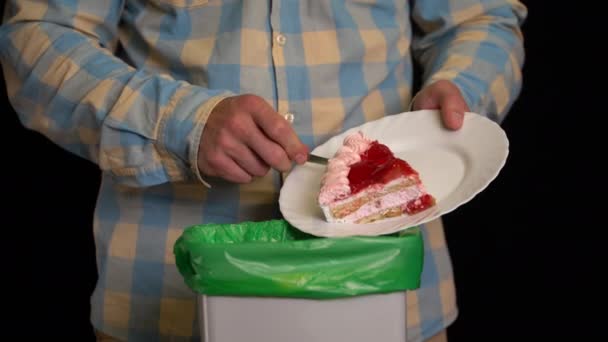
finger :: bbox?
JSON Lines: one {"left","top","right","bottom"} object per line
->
{"left": 227, "top": 142, "right": 271, "bottom": 177}
{"left": 209, "top": 153, "right": 253, "bottom": 183}
{"left": 229, "top": 113, "right": 292, "bottom": 172}
{"left": 439, "top": 93, "right": 467, "bottom": 130}
{"left": 250, "top": 103, "right": 309, "bottom": 164}
{"left": 245, "top": 127, "right": 293, "bottom": 172}
{"left": 222, "top": 156, "right": 253, "bottom": 183}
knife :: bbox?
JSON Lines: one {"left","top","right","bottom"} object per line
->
{"left": 306, "top": 154, "right": 329, "bottom": 165}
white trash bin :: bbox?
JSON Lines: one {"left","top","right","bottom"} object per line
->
{"left": 173, "top": 220, "right": 422, "bottom": 342}
{"left": 198, "top": 291, "right": 408, "bottom": 342}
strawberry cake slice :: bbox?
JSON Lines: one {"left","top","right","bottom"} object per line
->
{"left": 318, "top": 131, "right": 436, "bottom": 224}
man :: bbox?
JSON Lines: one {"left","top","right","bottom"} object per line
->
{"left": 0, "top": 0, "right": 526, "bottom": 341}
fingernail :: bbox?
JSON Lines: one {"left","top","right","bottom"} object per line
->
{"left": 451, "top": 112, "right": 464, "bottom": 129}
{"left": 451, "top": 111, "right": 464, "bottom": 122}
{"left": 295, "top": 154, "right": 307, "bottom": 164}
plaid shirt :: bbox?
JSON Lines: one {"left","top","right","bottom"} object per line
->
{"left": 0, "top": 0, "right": 526, "bottom": 340}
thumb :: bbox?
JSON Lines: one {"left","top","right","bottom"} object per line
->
{"left": 439, "top": 92, "right": 468, "bottom": 130}
{"left": 412, "top": 80, "right": 469, "bottom": 130}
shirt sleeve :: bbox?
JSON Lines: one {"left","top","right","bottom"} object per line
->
{"left": 410, "top": 0, "right": 527, "bottom": 122}
{"left": 0, "top": 0, "right": 234, "bottom": 188}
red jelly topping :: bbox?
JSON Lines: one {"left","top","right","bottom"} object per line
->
{"left": 405, "top": 194, "right": 435, "bottom": 214}
{"left": 347, "top": 141, "right": 418, "bottom": 194}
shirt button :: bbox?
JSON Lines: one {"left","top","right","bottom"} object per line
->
{"left": 276, "top": 34, "right": 287, "bottom": 46}
{"left": 283, "top": 112, "right": 295, "bottom": 123}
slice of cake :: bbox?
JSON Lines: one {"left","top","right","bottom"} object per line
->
{"left": 318, "top": 131, "right": 436, "bottom": 224}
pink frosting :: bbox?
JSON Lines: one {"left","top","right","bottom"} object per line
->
{"left": 318, "top": 131, "right": 374, "bottom": 205}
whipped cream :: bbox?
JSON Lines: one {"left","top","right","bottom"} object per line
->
{"left": 318, "top": 131, "right": 374, "bottom": 205}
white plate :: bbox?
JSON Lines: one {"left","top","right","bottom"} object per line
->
{"left": 279, "top": 109, "right": 509, "bottom": 237}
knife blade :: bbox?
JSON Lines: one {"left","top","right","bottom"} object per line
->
{"left": 307, "top": 154, "right": 329, "bottom": 165}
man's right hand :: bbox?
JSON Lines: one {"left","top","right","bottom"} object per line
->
{"left": 198, "top": 94, "right": 309, "bottom": 183}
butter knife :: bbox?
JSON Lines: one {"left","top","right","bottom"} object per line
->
{"left": 307, "top": 154, "right": 329, "bottom": 165}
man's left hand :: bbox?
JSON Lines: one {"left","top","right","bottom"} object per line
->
{"left": 411, "top": 80, "right": 470, "bottom": 130}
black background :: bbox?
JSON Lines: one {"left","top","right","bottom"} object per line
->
{"left": 3, "top": 1, "right": 604, "bottom": 340}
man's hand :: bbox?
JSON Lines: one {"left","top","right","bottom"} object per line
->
{"left": 198, "top": 94, "right": 309, "bottom": 183}
{"left": 411, "top": 80, "right": 470, "bottom": 130}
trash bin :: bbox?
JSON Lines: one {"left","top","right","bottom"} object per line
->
{"left": 174, "top": 219, "right": 424, "bottom": 342}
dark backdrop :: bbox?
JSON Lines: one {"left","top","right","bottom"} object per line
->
{"left": 3, "top": 1, "right": 603, "bottom": 340}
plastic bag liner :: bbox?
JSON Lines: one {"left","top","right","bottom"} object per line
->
{"left": 174, "top": 219, "right": 423, "bottom": 299}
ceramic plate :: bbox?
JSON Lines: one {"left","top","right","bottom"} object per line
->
{"left": 278, "top": 109, "right": 509, "bottom": 237}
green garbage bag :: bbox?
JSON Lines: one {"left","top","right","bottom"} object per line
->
{"left": 174, "top": 219, "right": 423, "bottom": 299}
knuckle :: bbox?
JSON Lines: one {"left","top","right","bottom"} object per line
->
{"left": 269, "top": 120, "right": 288, "bottom": 138}
{"left": 226, "top": 116, "right": 248, "bottom": 136}
{"left": 445, "top": 94, "right": 465, "bottom": 108}
{"left": 236, "top": 94, "right": 263, "bottom": 110}
{"left": 216, "top": 132, "right": 234, "bottom": 150}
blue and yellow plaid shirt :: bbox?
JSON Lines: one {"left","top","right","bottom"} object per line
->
{"left": 0, "top": 0, "right": 526, "bottom": 340}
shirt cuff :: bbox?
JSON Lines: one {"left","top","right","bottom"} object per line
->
{"left": 187, "top": 94, "right": 232, "bottom": 188}
{"left": 157, "top": 85, "right": 235, "bottom": 188}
